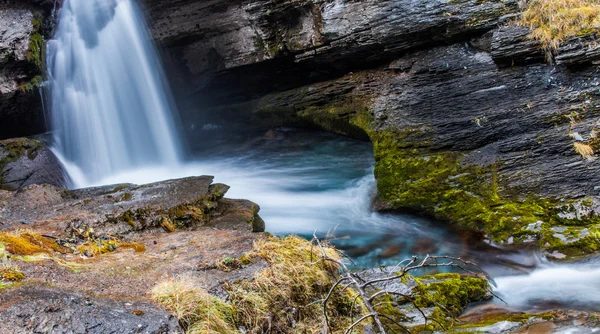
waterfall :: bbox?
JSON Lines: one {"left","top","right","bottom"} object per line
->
{"left": 46, "top": 0, "right": 182, "bottom": 188}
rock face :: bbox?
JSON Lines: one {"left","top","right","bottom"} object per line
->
{"left": 140, "top": 0, "right": 520, "bottom": 112}
{"left": 0, "top": 0, "right": 56, "bottom": 139}
{"left": 0, "top": 137, "right": 66, "bottom": 190}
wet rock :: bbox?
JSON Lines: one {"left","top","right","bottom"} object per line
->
{"left": 0, "top": 175, "right": 265, "bottom": 234}
{"left": 196, "top": 40, "right": 600, "bottom": 257}
{"left": 0, "top": 285, "right": 181, "bottom": 333}
{"left": 355, "top": 267, "right": 491, "bottom": 329}
{"left": 0, "top": 137, "right": 66, "bottom": 190}
{"left": 455, "top": 309, "right": 600, "bottom": 333}
{"left": 0, "top": 1, "right": 53, "bottom": 139}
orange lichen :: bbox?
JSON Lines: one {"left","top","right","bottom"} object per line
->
{"left": 120, "top": 242, "right": 146, "bottom": 253}
{"left": 0, "top": 266, "right": 25, "bottom": 282}
{"left": 0, "top": 230, "right": 66, "bottom": 256}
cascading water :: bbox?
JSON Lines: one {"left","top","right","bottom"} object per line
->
{"left": 46, "top": 0, "right": 181, "bottom": 187}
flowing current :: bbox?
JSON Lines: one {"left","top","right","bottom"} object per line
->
{"left": 46, "top": 0, "right": 600, "bottom": 314}
{"left": 47, "top": 0, "right": 181, "bottom": 186}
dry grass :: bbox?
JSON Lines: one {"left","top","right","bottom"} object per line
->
{"left": 229, "top": 236, "right": 356, "bottom": 333}
{"left": 520, "top": 0, "right": 600, "bottom": 51}
{"left": 152, "top": 277, "right": 237, "bottom": 334}
{"left": 574, "top": 142, "right": 595, "bottom": 158}
{"left": 152, "top": 236, "right": 359, "bottom": 334}
{"left": 77, "top": 240, "right": 146, "bottom": 257}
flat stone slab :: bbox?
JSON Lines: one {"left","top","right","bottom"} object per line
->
{"left": 0, "top": 175, "right": 265, "bottom": 235}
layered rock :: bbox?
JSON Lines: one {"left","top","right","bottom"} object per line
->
{"left": 0, "top": 0, "right": 56, "bottom": 139}
{"left": 189, "top": 40, "right": 600, "bottom": 258}
{"left": 0, "top": 175, "right": 266, "bottom": 332}
{"left": 0, "top": 175, "right": 265, "bottom": 233}
{"left": 140, "top": 0, "right": 521, "bottom": 111}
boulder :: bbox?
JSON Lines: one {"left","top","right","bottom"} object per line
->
{"left": 0, "top": 137, "right": 65, "bottom": 190}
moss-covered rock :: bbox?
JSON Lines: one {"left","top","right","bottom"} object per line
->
{"left": 292, "top": 95, "right": 600, "bottom": 259}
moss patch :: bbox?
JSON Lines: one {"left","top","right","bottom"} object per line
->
{"left": 0, "top": 266, "right": 25, "bottom": 282}
{"left": 412, "top": 273, "right": 490, "bottom": 330}
{"left": 455, "top": 312, "right": 556, "bottom": 330}
{"left": 292, "top": 99, "right": 600, "bottom": 256}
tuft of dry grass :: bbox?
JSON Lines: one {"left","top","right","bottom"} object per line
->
{"left": 574, "top": 142, "right": 595, "bottom": 158}
{"left": 119, "top": 241, "right": 147, "bottom": 253}
{"left": 152, "top": 277, "right": 237, "bottom": 334}
{"left": 520, "top": 0, "right": 600, "bottom": 52}
{"left": 152, "top": 236, "right": 360, "bottom": 334}
{"left": 229, "top": 235, "right": 354, "bottom": 333}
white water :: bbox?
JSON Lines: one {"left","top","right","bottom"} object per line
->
{"left": 494, "top": 258, "right": 600, "bottom": 311}
{"left": 47, "top": 0, "right": 181, "bottom": 186}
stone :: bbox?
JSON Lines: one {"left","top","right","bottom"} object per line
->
{"left": 139, "top": 0, "right": 520, "bottom": 113}
{"left": 548, "top": 251, "right": 567, "bottom": 259}
{"left": 0, "top": 175, "right": 265, "bottom": 234}
{"left": 0, "top": 137, "right": 66, "bottom": 190}
{"left": 490, "top": 26, "right": 545, "bottom": 66}
{"left": 0, "top": 286, "right": 182, "bottom": 333}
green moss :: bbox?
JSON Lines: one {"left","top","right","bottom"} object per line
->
{"left": 296, "top": 100, "right": 370, "bottom": 140}
{"left": 455, "top": 312, "right": 556, "bottom": 330}
{"left": 370, "top": 129, "right": 562, "bottom": 242}
{"left": 539, "top": 224, "right": 600, "bottom": 258}
{"left": 18, "top": 75, "right": 43, "bottom": 93}
{"left": 414, "top": 273, "right": 489, "bottom": 316}
{"left": 410, "top": 273, "right": 490, "bottom": 331}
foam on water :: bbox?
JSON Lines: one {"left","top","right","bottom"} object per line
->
{"left": 494, "top": 258, "right": 600, "bottom": 311}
